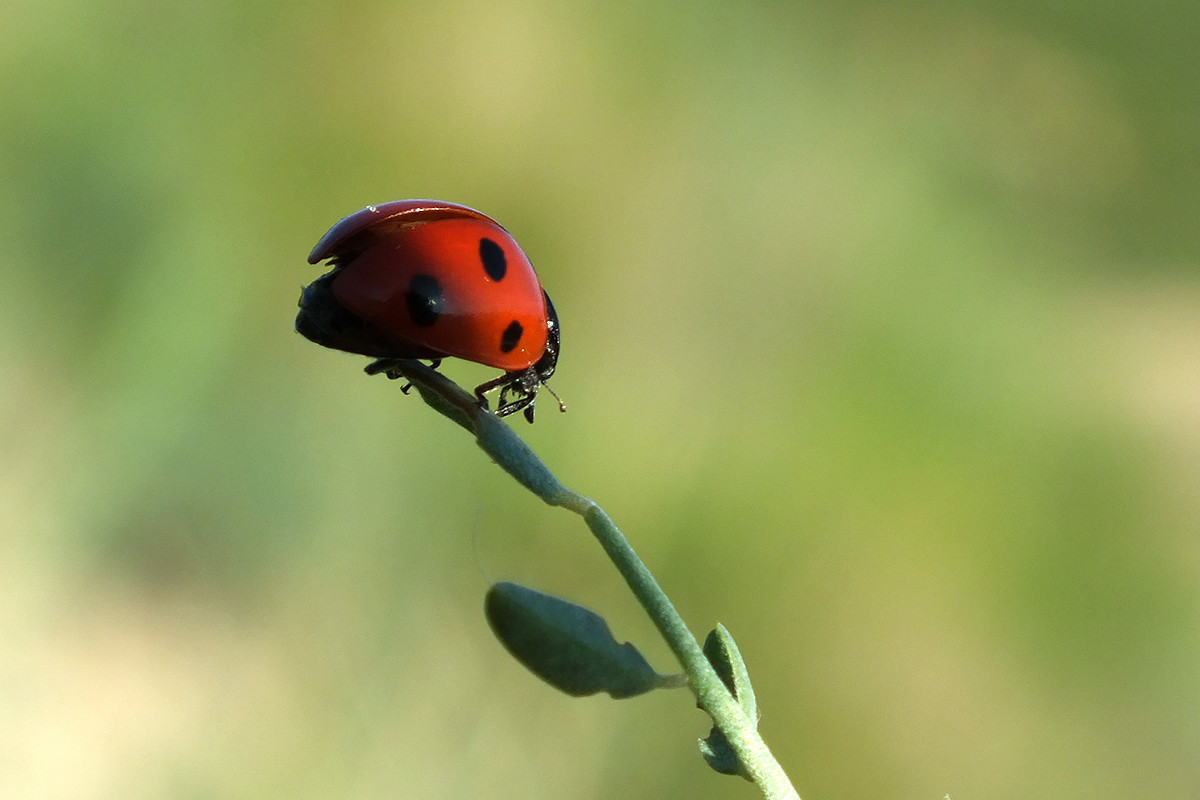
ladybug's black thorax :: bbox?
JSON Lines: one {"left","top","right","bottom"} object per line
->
{"left": 533, "top": 290, "right": 560, "bottom": 383}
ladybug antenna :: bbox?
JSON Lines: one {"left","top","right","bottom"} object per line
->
{"left": 543, "top": 382, "right": 566, "bottom": 413}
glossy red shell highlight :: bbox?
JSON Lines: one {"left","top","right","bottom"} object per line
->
{"left": 308, "top": 200, "right": 497, "bottom": 264}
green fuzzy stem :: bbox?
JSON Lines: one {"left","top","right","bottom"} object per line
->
{"left": 572, "top": 501, "right": 798, "bottom": 799}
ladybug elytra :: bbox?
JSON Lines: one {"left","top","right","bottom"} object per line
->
{"left": 296, "top": 200, "right": 562, "bottom": 423}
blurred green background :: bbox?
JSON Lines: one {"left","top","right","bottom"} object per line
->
{"left": 3, "top": 0, "right": 1198, "bottom": 797}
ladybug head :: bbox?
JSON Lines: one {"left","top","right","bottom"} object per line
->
{"left": 533, "top": 291, "right": 560, "bottom": 384}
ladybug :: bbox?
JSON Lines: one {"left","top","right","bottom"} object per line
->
{"left": 296, "top": 200, "right": 562, "bottom": 423}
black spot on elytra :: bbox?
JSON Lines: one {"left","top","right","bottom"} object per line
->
{"left": 480, "top": 237, "right": 507, "bottom": 281}
{"left": 406, "top": 274, "right": 443, "bottom": 327}
{"left": 499, "top": 320, "right": 523, "bottom": 353}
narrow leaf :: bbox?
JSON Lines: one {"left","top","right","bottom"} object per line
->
{"left": 485, "top": 582, "right": 669, "bottom": 699}
{"left": 699, "top": 624, "right": 758, "bottom": 780}
{"left": 702, "top": 624, "right": 757, "bottom": 722}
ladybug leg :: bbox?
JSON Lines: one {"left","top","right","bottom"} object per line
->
{"left": 473, "top": 371, "right": 508, "bottom": 406}
{"left": 475, "top": 369, "right": 538, "bottom": 423}
{"left": 365, "top": 358, "right": 443, "bottom": 394}
{"left": 497, "top": 391, "right": 536, "bottom": 422}
{"left": 498, "top": 381, "right": 537, "bottom": 422}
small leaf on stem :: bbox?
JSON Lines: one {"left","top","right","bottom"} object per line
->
{"left": 699, "top": 728, "right": 746, "bottom": 777}
{"left": 703, "top": 624, "right": 758, "bottom": 721}
{"left": 485, "top": 582, "right": 678, "bottom": 699}
{"left": 699, "top": 624, "right": 759, "bottom": 780}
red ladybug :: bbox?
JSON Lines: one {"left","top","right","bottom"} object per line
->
{"left": 297, "top": 200, "right": 562, "bottom": 423}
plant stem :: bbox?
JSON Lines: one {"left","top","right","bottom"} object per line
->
{"left": 382, "top": 360, "right": 801, "bottom": 800}
{"left": 556, "top": 493, "right": 800, "bottom": 800}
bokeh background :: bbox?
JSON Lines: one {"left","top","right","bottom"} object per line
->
{"left": 3, "top": 0, "right": 1198, "bottom": 798}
